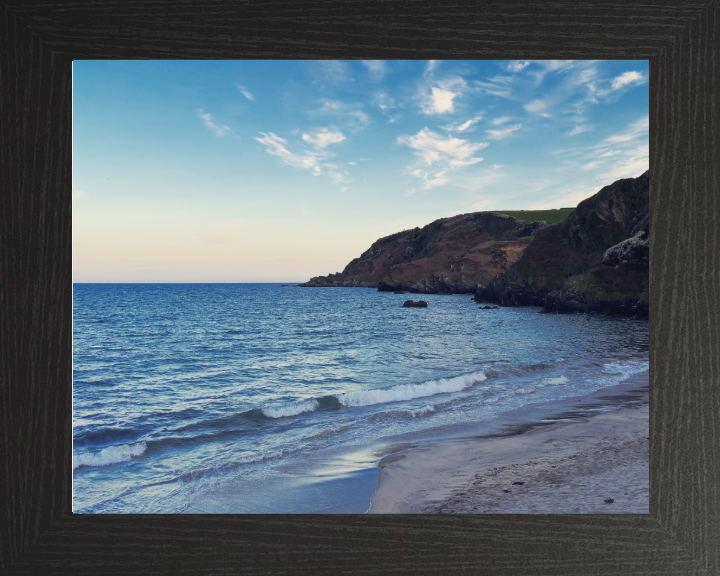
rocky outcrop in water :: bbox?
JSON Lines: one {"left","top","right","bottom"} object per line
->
{"left": 402, "top": 300, "right": 428, "bottom": 308}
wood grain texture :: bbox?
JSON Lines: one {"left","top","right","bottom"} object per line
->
{"left": 1, "top": 1, "right": 718, "bottom": 574}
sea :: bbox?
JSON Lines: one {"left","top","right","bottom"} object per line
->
{"left": 72, "top": 283, "right": 649, "bottom": 514}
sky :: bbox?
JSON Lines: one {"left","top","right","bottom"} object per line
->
{"left": 73, "top": 60, "right": 649, "bottom": 282}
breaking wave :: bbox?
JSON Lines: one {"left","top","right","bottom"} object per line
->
{"left": 262, "top": 399, "right": 319, "bottom": 419}
{"left": 541, "top": 376, "right": 569, "bottom": 386}
{"left": 73, "top": 442, "right": 147, "bottom": 470}
{"left": 337, "top": 371, "right": 487, "bottom": 408}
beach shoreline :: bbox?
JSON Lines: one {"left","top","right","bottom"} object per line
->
{"left": 368, "top": 375, "right": 649, "bottom": 514}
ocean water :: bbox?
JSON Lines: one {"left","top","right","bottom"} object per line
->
{"left": 72, "top": 283, "right": 649, "bottom": 513}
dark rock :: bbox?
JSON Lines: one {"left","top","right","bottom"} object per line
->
{"left": 402, "top": 300, "right": 428, "bottom": 308}
{"left": 503, "top": 489, "right": 511, "bottom": 493}
{"left": 604, "top": 498, "right": 614, "bottom": 504}
{"left": 393, "top": 291, "right": 406, "bottom": 294}
{"left": 512, "top": 481, "right": 525, "bottom": 485}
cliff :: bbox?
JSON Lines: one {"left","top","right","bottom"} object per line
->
{"left": 300, "top": 212, "right": 550, "bottom": 294}
{"left": 476, "top": 171, "right": 649, "bottom": 318}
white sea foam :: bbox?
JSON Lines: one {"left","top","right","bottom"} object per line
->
{"left": 540, "top": 376, "right": 569, "bottom": 386}
{"left": 603, "top": 361, "right": 649, "bottom": 381}
{"left": 73, "top": 442, "right": 146, "bottom": 470}
{"left": 513, "top": 387, "right": 537, "bottom": 395}
{"left": 409, "top": 405, "right": 436, "bottom": 417}
{"left": 338, "top": 371, "right": 486, "bottom": 408}
{"left": 262, "top": 399, "right": 319, "bottom": 419}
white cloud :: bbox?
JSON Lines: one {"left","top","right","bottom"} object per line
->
{"left": 505, "top": 61, "right": 530, "bottom": 73}
{"left": 254, "top": 132, "right": 321, "bottom": 172}
{"left": 198, "top": 110, "right": 232, "bottom": 137}
{"left": 363, "top": 60, "right": 388, "bottom": 81}
{"left": 398, "top": 128, "right": 488, "bottom": 189}
{"left": 611, "top": 70, "right": 646, "bottom": 90}
{"left": 442, "top": 114, "right": 483, "bottom": 132}
{"left": 302, "top": 127, "right": 346, "bottom": 149}
{"left": 524, "top": 99, "right": 546, "bottom": 113}
{"left": 238, "top": 86, "right": 255, "bottom": 101}
{"left": 420, "top": 77, "right": 466, "bottom": 115}
{"left": 423, "top": 86, "right": 456, "bottom": 114}
{"left": 492, "top": 116, "right": 511, "bottom": 125}
{"left": 567, "top": 125, "right": 591, "bottom": 136}
{"left": 73, "top": 190, "right": 85, "bottom": 200}
{"left": 255, "top": 127, "right": 350, "bottom": 183}
{"left": 348, "top": 161, "right": 357, "bottom": 165}
{"left": 485, "top": 123, "right": 522, "bottom": 139}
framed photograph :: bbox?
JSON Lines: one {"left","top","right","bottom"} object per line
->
{"left": 2, "top": 2, "right": 718, "bottom": 574}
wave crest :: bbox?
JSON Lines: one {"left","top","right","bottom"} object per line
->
{"left": 262, "top": 399, "right": 319, "bottom": 419}
{"left": 73, "top": 442, "right": 146, "bottom": 470}
{"left": 338, "top": 371, "right": 486, "bottom": 408}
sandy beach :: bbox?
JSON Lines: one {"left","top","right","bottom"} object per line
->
{"left": 369, "top": 384, "right": 649, "bottom": 514}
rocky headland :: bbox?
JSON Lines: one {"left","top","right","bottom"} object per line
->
{"left": 300, "top": 171, "right": 649, "bottom": 319}
{"left": 301, "top": 212, "right": 549, "bottom": 294}
{"left": 476, "top": 171, "right": 649, "bottom": 318}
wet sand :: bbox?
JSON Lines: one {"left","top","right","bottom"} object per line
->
{"left": 369, "top": 382, "right": 649, "bottom": 514}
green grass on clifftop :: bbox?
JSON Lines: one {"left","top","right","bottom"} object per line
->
{"left": 494, "top": 208, "right": 574, "bottom": 224}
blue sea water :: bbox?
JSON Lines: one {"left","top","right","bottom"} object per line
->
{"left": 72, "top": 283, "right": 649, "bottom": 513}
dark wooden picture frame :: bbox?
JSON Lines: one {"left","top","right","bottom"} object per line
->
{"left": 1, "top": 1, "right": 718, "bottom": 574}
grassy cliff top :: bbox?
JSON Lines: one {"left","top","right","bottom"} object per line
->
{"left": 494, "top": 208, "right": 574, "bottom": 224}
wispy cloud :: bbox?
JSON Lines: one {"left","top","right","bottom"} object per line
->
{"left": 424, "top": 60, "right": 440, "bottom": 76}
{"left": 544, "top": 115, "right": 649, "bottom": 206}
{"left": 198, "top": 110, "right": 233, "bottom": 137}
{"left": 485, "top": 123, "right": 522, "bottom": 139}
{"left": 474, "top": 75, "right": 515, "bottom": 99}
{"left": 254, "top": 132, "right": 320, "bottom": 172}
{"left": 442, "top": 114, "right": 483, "bottom": 132}
{"left": 492, "top": 116, "right": 511, "bottom": 125}
{"left": 504, "top": 61, "right": 530, "bottom": 73}
{"left": 311, "top": 98, "right": 370, "bottom": 133}
{"left": 567, "top": 125, "right": 591, "bottom": 136}
{"left": 458, "top": 164, "right": 506, "bottom": 209}
{"left": 73, "top": 189, "right": 85, "bottom": 200}
{"left": 524, "top": 99, "right": 547, "bottom": 114}
{"left": 238, "top": 85, "right": 255, "bottom": 101}
{"left": 611, "top": 70, "right": 646, "bottom": 90}
{"left": 307, "top": 60, "right": 353, "bottom": 84}
{"left": 398, "top": 128, "right": 488, "bottom": 189}
{"left": 255, "top": 126, "right": 347, "bottom": 181}
{"left": 302, "top": 127, "right": 346, "bottom": 149}
{"left": 363, "top": 60, "right": 389, "bottom": 81}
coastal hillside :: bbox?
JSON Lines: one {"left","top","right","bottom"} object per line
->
{"left": 300, "top": 211, "right": 554, "bottom": 294}
{"left": 477, "top": 171, "right": 649, "bottom": 318}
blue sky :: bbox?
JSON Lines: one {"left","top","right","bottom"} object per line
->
{"left": 73, "top": 60, "right": 649, "bottom": 282}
